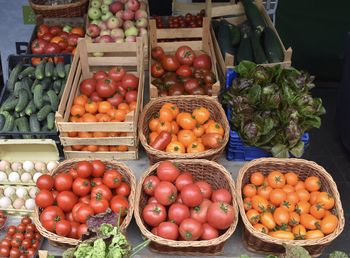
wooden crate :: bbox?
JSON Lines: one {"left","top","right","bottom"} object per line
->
{"left": 55, "top": 38, "right": 144, "bottom": 160}
{"left": 172, "top": 0, "right": 236, "bottom": 15}
{"left": 209, "top": 0, "right": 292, "bottom": 82}
{"left": 63, "top": 145, "right": 138, "bottom": 160}
{"left": 149, "top": 17, "right": 220, "bottom": 99}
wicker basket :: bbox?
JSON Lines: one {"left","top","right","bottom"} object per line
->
{"left": 138, "top": 96, "right": 229, "bottom": 164}
{"left": 29, "top": 0, "right": 88, "bottom": 18}
{"left": 134, "top": 159, "right": 238, "bottom": 255}
{"left": 236, "top": 158, "right": 345, "bottom": 257}
{"left": 33, "top": 159, "right": 136, "bottom": 247}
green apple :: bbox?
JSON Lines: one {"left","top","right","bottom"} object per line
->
{"left": 100, "top": 4, "right": 109, "bottom": 14}
{"left": 101, "top": 11, "right": 113, "bottom": 21}
{"left": 90, "top": 0, "right": 101, "bottom": 8}
{"left": 90, "top": 19, "right": 102, "bottom": 25}
{"left": 103, "top": 0, "right": 113, "bottom": 5}
{"left": 88, "top": 7, "right": 102, "bottom": 20}
{"left": 62, "top": 25, "right": 72, "bottom": 33}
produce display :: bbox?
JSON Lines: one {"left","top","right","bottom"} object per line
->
{"left": 151, "top": 45, "right": 217, "bottom": 96}
{"left": 35, "top": 160, "right": 132, "bottom": 238}
{"left": 0, "top": 59, "right": 69, "bottom": 138}
{"left": 152, "top": 10, "right": 205, "bottom": 29}
{"left": 242, "top": 171, "right": 338, "bottom": 240}
{"left": 147, "top": 103, "right": 225, "bottom": 153}
{"left": 0, "top": 210, "right": 7, "bottom": 229}
{"left": 0, "top": 186, "right": 37, "bottom": 212}
{"left": 222, "top": 61, "right": 326, "bottom": 158}
{"left": 0, "top": 216, "right": 42, "bottom": 258}
{"left": 87, "top": 0, "right": 148, "bottom": 44}
{"left": 141, "top": 161, "right": 235, "bottom": 241}
{"left": 0, "top": 160, "right": 58, "bottom": 185}
{"left": 31, "top": 23, "right": 84, "bottom": 55}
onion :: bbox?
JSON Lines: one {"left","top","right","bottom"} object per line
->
{"left": 25, "top": 199, "right": 35, "bottom": 210}
{"left": 47, "top": 161, "right": 58, "bottom": 172}
{"left": 16, "top": 188, "right": 28, "bottom": 199}
{"left": 0, "top": 197, "right": 11, "bottom": 209}
{"left": 4, "top": 187, "right": 15, "bottom": 197}
{"left": 13, "top": 198, "right": 25, "bottom": 209}
{"left": 29, "top": 188, "right": 38, "bottom": 199}
{"left": 11, "top": 162, "right": 22, "bottom": 172}
{"left": 0, "top": 160, "right": 11, "bottom": 172}
{"left": 33, "top": 172, "right": 43, "bottom": 183}
{"left": 34, "top": 162, "right": 46, "bottom": 172}
{"left": 0, "top": 172, "right": 7, "bottom": 182}
{"left": 21, "top": 172, "right": 32, "bottom": 183}
{"left": 8, "top": 172, "right": 20, "bottom": 183}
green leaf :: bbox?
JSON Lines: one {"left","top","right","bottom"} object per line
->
{"left": 283, "top": 244, "right": 311, "bottom": 258}
{"left": 290, "top": 140, "right": 305, "bottom": 157}
{"left": 302, "top": 116, "right": 321, "bottom": 129}
{"left": 329, "top": 251, "right": 349, "bottom": 258}
{"left": 247, "top": 84, "right": 262, "bottom": 104}
{"left": 236, "top": 61, "right": 256, "bottom": 78}
{"left": 239, "top": 255, "right": 251, "bottom": 258}
{"left": 271, "top": 144, "right": 289, "bottom": 158}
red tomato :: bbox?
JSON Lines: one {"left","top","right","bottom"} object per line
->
{"left": 40, "top": 206, "right": 65, "bottom": 232}
{"left": 183, "top": 78, "right": 200, "bottom": 94}
{"left": 42, "top": 32, "right": 53, "bottom": 42}
{"left": 91, "top": 160, "right": 106, "bottom": 177}
{"left": 24, "top": 232, "right": 34, "bottom": 241}
{"left": 193, "top": 54, "right": 212, "bottom": 70}
{"left": 181, "top": 184, "right": 203, "bottom": 207}
{"left": 66, "top": 212, "right": 74, "bottom": 222}
{"left": 125, "top": 90, "right": 138, "bottom": 104}
{"left": 154, "top": 181, "right": 177, "bottom": 206}
{"left": 68, "top": 221, "right": 80, "bottom": 239}
{"left": 54, "top": 173, "right": 73, "bottom": 191}
{"left": 108, "top": 67, "right": 126, "bottom": 82}
{"left": 190, "top": 198, "right": 212, "bottom": 224}
{"left": 0, "top": 239, "right": 11, "bottom": 248}
{"left": 94, "top": 71, "right": 108, "bottom": 81}
{"left": 179, "top": 218, "right": 203, "bottom": 241}
{"left": 151, "top": 62, "right": 165, "bottom": 78}
{"left": 91, "top": 185, "right": 112, "bottom": 201}
{"left": 12, "top": 233, "right": 24, "bottom": 242}
{"left": 79, "top": 78, "right": 96, "bottom": 97}
{"left": 49, "top": 25, "right": 62, "bottom": 36}
{"left": 72, "top": 178, "right": 91, "bottom": 197}
{"left": 16, "top": 224, "right": 26, "bottom": 233}
{"left": 175, "top": 46, "right": 195, "bottom": 65}
{"left": 79, "top": 195, "right": 91, "bottom": 205}
{"left": 26, "top": 248, "right": 35, "bottom": 257}
{"left": 157, "top": 222, "right": 179, "bottom": 240}
{"left": 148, "top": 197, "right": 158, "bottom": 204}
{"left": 25, "top": 224, "right": 36, "bottom": 233}
{"left": 201, "top": 223, "right": 219, "bottom": 240}
{"left": 35, "top": 189, "right": 54, "bottom": 208}
{"left": 195, "top": 181, "right": 212, "bottom": 199}
{"left": 103, "top": 169, "right": 122, "bottom": 189}
{"left": 56, "top": 220, "right": 71, "bottom": 237}
{"left": 115, "top": 182, "right": 131, "bottom": 197}
{"left": 207, "top": 202, "right": 234, "bottom": 230}
{"left": 90, "top": 197, "right": 109, "bottom": 214}
{"left": 57, "top": 191, "right": 78, "bottom": 212}
{"left": 76, "top": 161, "right": 93, "bottom": 178}
{"left": 151, "top": 227, "right": 158, "bottom": 236}
{"left": 175, "top": 172, "right": 194, "bottom": 191}
{"left": 121, "top": 74, "right": 139, "bottom": 90}
{"left": 67, "top": 33, "right": 79, "bottom": 46}
{"left": 161, "top": 55, "right": 180, "bottom": 72}
{"left": 77, "top": 224, "right": 88, "bottom": 238}
{"left": 36, "top": 174, "right": 54, "bottom": 190}
{"left": 44, "top": 42, "right": 60, "bottom": 54}
{"left": 151, "top": 46, "right": 165, "bottom": 61}
{"left": 142, "top": 203, "right": 167, "bottom": 227}
{"left": 31, "top": 38, "right": 47, "bottom": 54}
{"left": 168, "top": 203, "right": 190, "bottom": 225}
{"left": 0, "top": 246, "right": 9, "bottom": 257}
{"left": 96, "top": 78, "right": 116, "bottom": 98}
{"left": 143, "top": 176, "right": 160, "bottom": 196}
{"left": 211, "top": 188, "right": 232, "bottom": 204}
{"left": 9, "top": 247, "right": 20, "bottom": 258}
{"left": 21, "top": 217, "right": 31, "bottom": 226}
{"left": 90, "top": 92, "right": 103, "bottom": 102}
{"left": 110, "top": 195, "right": 129, "bottom": 216}
{"left": 176, "top": 65, "right": 193, "bottom": 77}
{"left": 74, "top": 205, "right": 94, "bottom": 224}
{"left": 7, "top": 226, "right": 16, "bottom": 235}
{"left": 91, "top": 178, "right": 103, "bottom": 187}
{"left": 37, "top": 24, "right": 49, "bottom": 38}
{"left": 157, "top": 161, "right": 180, "bottom": 182}
{"left": 68, "top": 168, "right": 78, "bottom": 179}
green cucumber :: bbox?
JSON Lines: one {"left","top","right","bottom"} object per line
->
{"left": 2, "top": 114, "right": 15, "bottom": 132}
{"left": 13, "top": 81, "right": 24, "bottom": 97}
{"left": 0, "top": 114, "right": 5, "bottom": 130}
{"left": 35, "top": 61, "right": 45, "bottom": 80}
{"left": 14, "top": 81, "right": 32, "bottom": 98}
{"left": 7, "top": 63, "right": 23, "bottom": 93}
{"left": 15, "top": 89, "right": 29, "bottom": 112}
{"left": 58, "top": 81, "right": 65, "bottom": 99}
{"left": 236, "top": 32, "right": 253, "bottom": 64}
{"left": 29, "top": 114, "right": 41, "bottom": 133}
{"left": 15, "top": 117, "right": 32, "bottom": 139}
{"left": 45, "top": 62, "right": 54, "bottom": 78}
{"left": 218, "top": 20, "right": 235, "bottom": 58}
{"left": 47, "top": 90, "right": 59, "bottom": 111}
{"left": 34, "top": 84, "right": 44, "bottom": 109}
{"left": 241, "top": 0, "right": 266, "bottom": 34}
{"left": 251, "top": 31, "right": 268, "bottom": 64}
{"left": 41, "top": 77, "right": 52, "bottom": 90}
{"left": 52, "top": 68, "right": 58, "bottom": 80}
{"left": 18, "top": 66, "right": 35, "bottom": 80}
{"left": 37, "top": 105, "right": 52, "bottom": 122}
{"left": 1, "top": 95, "right": 18, "bottom": 111}
{"left": 64, "top": 64, "right": 71, "bottom": 76}
{"left": 41, "top": 123, "right": 49, "bottom": 133}
{"left": 47, "top": 112, "right": 55, "bottom": 130}
{"left": 56, "top": 62, "right": 65, "bottom": 79}
{"left": 43, "top": 94, "right": 51, "bottom": 104}
{"left": 21, "top": 77, "right": 33, "bottom": 98}
{"left": 24, "top": 100, "right": 37, "bottom": 116}
{"left": 263, "top": 26, "right": 284, "bottom": 63}
{"left": 31, "top": 79, "right": 40, "bottom": 93}
{"left": 53, "top": 80, "right": 62, "bottom": 94}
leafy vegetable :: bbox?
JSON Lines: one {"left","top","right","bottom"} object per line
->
{"left": 329, "top": 251, "right": 349, "bottom": 258}
{"left": 284, "top": 244, "right": 311, "bottom": 258}
{"left": 73, "top": 243, "right": 93, "bottom": 258}
{"left": 222, "top": 61, "right": 325, "bottom": 157}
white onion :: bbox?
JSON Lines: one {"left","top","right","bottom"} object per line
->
{"left": 33, "top": 172, "right": 43, "bottom": 183}
{"left": 4, "top": 187, "right": 15, "bottom": 197}
{"left": 47, "top": 161, "right": 58, "bottom": 172}
{"left": 0, "top": 171, "right": 7, "bottom": 182}
{"left": 20, "top": 172, "right": 32, "bottom": 183}
{"left": 23, "top": 161, "right": 34, "bottom": 172}
{"left": 34, "top": 162, "right": 46, "bottom": 172}
{"left": 11, "top": 162, "right": 22, "bottom": 172}
{"left": 13, "top": 198, "right": 25, "bottom": 209}
{"left": 0, "top": 197, "right": 11, "bottom": 209}
{"left": 0, "top": 161, "right": 10, "bottom": 171}
{"left": 8, "top": 172, "right": 20, "bottom": 183}
{"left": 16, "top": 188, "right": 27, "bottom": 199}
{"left": 29, "top": 187, "right": 38, "bottom": 199}
{"left": 25, "top": 199, "right": 35, "bottom": 210}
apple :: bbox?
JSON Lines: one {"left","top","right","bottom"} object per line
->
{"left": 135, "top": 10, "right": 147, "bottom": 20}
{"left": 139, "top": 1, "right": 147, "bottom": 11}
{"left": 136, "top": 17, "right": 147, "bottom": 28}
{"left": 93, "top": 52, "right": 104, "bottom": 57}
{"left": 90, "top": 19, "right": 102, "bottom": 25}
{"left": 107, "top": 16, "right": 123, "bottom": 29}
{"left": 115, "top": 10, "right": 124, "bottom": 19}
{"left": 125, "top": 26, "right": 138, "bottom": 37}
{"left": 122, "top": 9, "right": 134, "bottom": 20}
{"left": 109, "top": 1, "right": 124, "bottom": 14}
{"left": 88, "top": 7, "right": 102, "bottom": 20}
{"left": 119, "top": 0, "right": 128, "bottom": 3}
{"left": 87, "top": 24, "right": 101, "bottom": 38}
{"left": 62, "top": 25, "right": 72, "bottom": 33}
{"left": 100, "top": 4, "right": 109, "bottom": 14}
{"left": 100, "top": 29, "right": 111, "bottom": 36}
{"left": 98, "top": 21, "right": 108, "bottom": 30}
{"left": 101, "top": 11, "right": 113, "bottom": 21}
{"left": 125, "top": 35, "right": 136, "bottom": 42}
{"left": 110, "top": 28, "right": 125, "bottom": 39}
{"left": 90, "top": 0, "right": 102, "bottom": 8}
{"left": 139, "top": 27, "right": 148, "bottom": 36}
{"left": 103, "top": 0, "right": 113, "bottom": 5}
{"left": 123, "top": 20, "right": 135, "bottom": 30}
{"left": 99, "top": 35, "right": 114, "bottom": 43}
{"left": 115, "top": 37, "right": 125, "bottom": 43}
{"left": 126, "top": 0, "right": 140, "bottom": 12}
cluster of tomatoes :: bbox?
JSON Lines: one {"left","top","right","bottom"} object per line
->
{"left": 0, "top": 216, "right": 41, "bottom": 258}
{"left": 151, "top": 45, "right": 216, "bottom": 96}
{"left": 153, "top": 10, "right": 205, "bottom": 28}
{"left": 142, "top": 161, "right": 235, "bottom": 241}
{"left": 35, "top": 160, "right": 131, "bottom": 239}
{"left": 0, "top": 211, "right": 6, "bottom": 229}
{"left": 243, "top": 171, "right": 339, "bottom": 240}
{"left": 31, "top": 24, "right": 85, "bottom": 55}
{"left": 148, "top": 103, "right": 224, "bottom": 154}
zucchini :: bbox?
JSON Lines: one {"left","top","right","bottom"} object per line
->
{"left": 236, "top": 32, "right": 253, "bottom": 64}
{"left": 56, "top": 62, "right": 65, "bottom": 79}
{"left": 263, "top": 26, "right": 284, "bottom": 63}
{"left": 15, "top": 117, "right": 32, "bottom": 139}
{"left": 18, "top": 66, "right": 35, "bottom": 80}
{"left": 218, "top": 20, "right": 235, "bottom": 58}
{"left": 241, "top": 0, "right": 265, "bottom": 34}
{"left": 47, "top": 90, "right": 59, "bottom": 111}
{"left": 35, "top": 61, "right": 45, "bottom": 80}
{"left": 64, "top": 64, "right": 71, "bottom": 76}
{"left": 45, "top": 62, "right": 54, "bottom": 78}
{"left": 29, "top": 114, "right": 41, "bottom": 133}
{"left": 1, "top": 95, "right": 18, "bottom": 111}
{"left": 33, "top": 84, "right": 44, "bottom": 109}
{"left": 37, "top": 105, "right": 52, "bottom": 122}
{"left": 7, "top": 63, "right": 23, "bottom": 93}
{"left": 15, "top": 89, "right": 29, "bottom": 112}
{"left": 0, "top": 114, "right": 5, "bottom": 130}
{"left": 228, "top": 23, "right": 241, "bottom": 46}
{"left": 24, "top": 100, "right": 37, "bottom": 116}
{"left": 53, "top": 80, "right": 62, "bottom": 94}
{"left": 47, "top": 112, "right": 55, "bottom": 130}
{"left": 251, "top": 31, "right": 268, "bottom": 64}
{"left": 41, "top": 77, "right": 52, "bottom": 90}
{"left": 2, "top": 114, "right": 15, "bottom": 132}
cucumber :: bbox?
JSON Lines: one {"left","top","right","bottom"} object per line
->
{"left": 37, "top": 105, "right": 52, "bottom": 122}
{"left": 43, "top": 94, "right": 51, "bottom": 104}
{"left": 251, "top": 31, "right": 268, "bottom": 64}
{"left": 45, "top": 62, "right": 54, "bottom": 78}
{"left": 263, "top": 26, "right": 284, "bottom": 63}
{"left": 64, "top": 64, "right": 71, "bottom": 76}
{"left": 53, "top": 80, "right": 62, "bottom": 94}
{"left": 2, "top": 113, "right": 15, "bottom": 132}
{"left": 236, "top": 32, "right": 253, "bottom": 64}
{"left": 7, "top": 63, "right": 23, "bottom": 93}
{"left": 13, "top": 81, "right": 24, "bottom": 97}
{"left": 52, "top": 68, "right": 58, "bottom": 80}
{"left": 31, "top": 79, "right": 40, "bottom": 94}
{"left": 18, "top": 66, "right": 35, "bottom": 80}
{"left": 41, "top": 77, "right": 52, "bottom": 90}
{"left": 228, "top": 23, "right": 241, "bottom": 46}
{"left": 29, "top": 114, "right": 41, "bottom": 133}
{"left": 58, "top": 81, "right": 65, "bottom": 99}
{"left": 241, "top": 0, "right": 265, "bottom": 34}
{"left": 47, "top": 90, "right": 59, "bottom": 111}
{"left": 56, "top": 62, "right": 65, "bottom": 79}
{"left": 0, "top": 114, "right": 5, "bottom": 130}
{"left": 34, "top": 84, "right": 44, "bottom": 109}
{"left": 24, "top": 100, "right": 37, "bottom": 116}
{"left": 35, "top": 61, "right": 45, "bottom": 80}
{"left": 47, "top": 112, "right": 55, "bottom": 130}
{"left": 13, "top": 112, "right": 21, "bottom": 119}
{"left": 21, "top": 77, "right": 33, "bottom": 98}
{"left": 15, "top": 89, "right": 29, "bottom": 112}
{"left": 218, "top": 20, "right": 235, "bottom": 58}
{"left": 1, "top": 95, "right": 18, "bottom": 111}
{"left": 14, "top": 81, "right": 32, "bottom": 98}
{"left": 15, "top": 117, "right": 32, "bottom": 139}
{"left": 41, "top": 123, "right": 49, "bottom": 133}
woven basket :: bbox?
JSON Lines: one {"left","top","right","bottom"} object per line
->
{"left": 134, "top": 159, "right": 239, "bottom": 255}
{"left": 138, "top": 96, "right": 229, "bottom": 164}
{"left": 29, "top": 0, "right": 88, "bottom": 18}
{"left": 236, "top": 158, "right": 345, "bottom": 257}
{"left": 33, "top": 159, "right": 136, "bottom": 247}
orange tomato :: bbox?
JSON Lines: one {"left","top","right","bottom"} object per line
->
{"left": 289, "top": 211, "right": 300, "bottom": 226}
{"left": 285, "top": 172, "right": 299, "bottom": 186}
{"left": 187, "top": 142, "right": 205, "bottom": 153}
{"left": 252, "top": 195, "right": 269, "bottom": 212}
{"left": 109, "top": 132, "right": 120, "bottom": 137}
{"left": 74, "top": 95, "right": 88, "bottom": 106}
{"left": 71, "top": 104, "right": 85, "bottom": 117}
{"left": 93, "top": 132, "right": 108, "bottom": 138}
{"left": 31, "top": 57, "right": 41, "bottom": 66}
{"left": 253, "top": 223, "right": 269, "bottom": 234}
{"left": 71, "top": 27, "right": 84, "bottom": 37}
{"left": 267, "top": 171, "right": 286, "bottom": 189}
{"left": 296, "top": 189, "right": 310, "bottom": 202}
{"left": 310, "top": 204, "right": 326, "bottom": 219}
{"left": 246, "top": 209, "right": 260, "bottom": 225}
{"left": 273, "top": 207, "right": 290, "bottom": 226}
{"left": 295, "top": 201, "right": 311, "bottom": 215}
{"left": 85, "top": 101, "right": 98, "bottom": 114}
{"left": 107, "top": 109, "right": 118, "bottom": 119}
{"left": 177, "top": 129, "right": 196, "bottom": 147}
{"left": 98, "top": 146, "right": 110, "bottom": 152}
{"left": 67, "top": 131, "right": 78, "bottom": 137}
{"left": 269, "top": 189, "right": 287, "bottom": 206}
{"left": 114, "top": 109, "right": 126, "bottom": 122}
{"left": 304, "top": 176, "right": 321, "bottom": 192}
{"left": 157, "top": 121, "right": 172, "bottom": 134}
{"left": 149, "top": 118, "right": 160, "bottom": 132}
{"left": 162, "top": 103, "right": 179, "bottom": 117}
{"left": 176, "top": 112, "right": 196, "bottom": 130}
{"left": 87, "top": 145, "right": 98, "bottom": 152}
{"left": 118, "top": 103, "right": 130, "bottom": 112}
{"left": 149, "top": 132, "right": 159, "bottom": 143}
{"left": 257, "top": 185, "right": 272, "bottom": 200}
{"left": 286, "top": 192, "right": 299, "bottom": 204}
{"left": 243, "top": 184, "right": 257, "bottom": 198}
{"left": 129, "top": 101, "right": 137, "bottom": 111}
{"left": 260, "top": 212, "right": 276, "bottom": 230}
{"left": 82, "top": 113, "right": 97, "bottom": 122}
{"left": 300, "top": 213, "right": 320, "bottom": 230}
{"left": 78, "top": 132, "right": 93, "bottom": 138}
{"left": 171, "top": 134, "right": 178, "bottom": 142}
{"left": 280, "top": 200, "right": 295, "bottom": 212}
{"left": 316, "top": 192, "right": 335, "bottom": 210}
{"left": 243, "top": 197, "right": 252, "bottom": 211}
{"left": 81, "top": 146, "right": 89, "bottom": 151}
{"left": 309, "top": 191, "right": 320, "bottom": 205}
{"left": 50, "top": 36, "right": 64, "bottom": 44}
{"left": 166, "top": 141, "right": 186, "bottom": 154}
{"left": 320, "top": 214, "right": 338, "bottom": 234}
{"left": 193, "top": 124, "right": 205, "bottom": 137}
{"left": 159, "top": 108, "right": 175, "bottom": 122}
{"left": 98, "top": 114, "right": 111, "bottom": 122}
{"left": 282, "top": 185, "right": 295, "bottom": 194}
{"left": 171, "top": 121, "right": 179, "bottom": 134}
{"left": 117, "top": 145, "right": 128, "bottom": 152}
{"left": 205, "top": 122, "right": 224, "bottom": 136}
{"left": 71, "top": 145, "right": 83, "bottom": 151}
{"left": 324, "top": 210, "right": 332, "bottom": 217}
{"left": 305, "top": 230, "right": 324, "bottom": 239}
{"left": 269, "top": 230, "right": 294, "bottom": 240}
{"left": 70, "top": 116, "right": 79, "bottom": 122}
{"left": 98, "top": 101, "right": 112, "bottom": 114}
{"left": 294, "top": 181, "right": 305, "bottom": 191}
{"left": 292, "top": 224, "right": 306, "bottom": 239}
{"left": 192, "top": 107, "right": 210, "bottom": 125}
{"left": 203, "top": 119, "right": 215, "bottom": 130}
{"left": 250, "top": 172, "right": 265, "bottom": 186}
{"left": 109, "top": 146, "right": 118, "bottom": 151}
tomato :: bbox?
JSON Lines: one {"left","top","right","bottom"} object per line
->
{"left": 280, "top": 200, "right": 295, "bottom": 212}
{"left": 151, "top": 62, "right": 165, "bottom": 78}
{"left": 273, "top": 207, "right": 290, "bottom": 226}
{"left": 115, "top": 182, "right": 131, "bottom": 197}
{"left": 96, "top": 78, "right": 116, "bottom": 98}
{"left": 110, "top": 195, "right": 129, "bottom": 216}
{"left": 143, "top": 176, "right": 160, "bottom": 196}
{"left": 157, "top": 161, "right": 180, "bottom": 182}
{"left": 156, "top": 221, "right": 179, "bottom": 240}
{"left": 90, "top": 92, "right": 103, "bottom": 102}
{"left": 285, "top": 172, "right": 299, "bottom": 186}
{"left": 260, "top": 212, "right": 276, "bottom": 230}
{"left": 183, "top": 78, "right": 200, "bottom": 94}
{"left": 76, "top": 161, "right": 93, "bottom": 178}
{"left": 108, "top": 67, "right": 126, "bottom": 82}
{"left": 176, "top": 112, "right": 196, "bottom": 130}
{"left": 310, "top": 203, "right": 326, "bottom": 219}
{"left": 91, "top": 185, "right": 112, "bottom": 201}
{"left": 175, "top": 46, "right": 195, "bottom": 65}
{"left": 193, "top": 54, "right": 212, "bottom": 70}
{"left": 90, "top": 197, "right": 109, "bottom": 214}
{"left": 142, "top": 203, "right": 167, "bottom": 227}
{"left": 294, "top": 181, "right": 305, "bottom": 191}
{"left": 25, "top": 224, "right": 36, "bottom": 233}
{"left": 102, "top": 169, "right": 122, "bottom": 189}
{"left": 37, "top": 24, "right": 49, "bottom": 38}
{"left": 316, "top": 192, "right": 335, "bottom": 210}
{"left": 154, "top": 181, "right": 177, "bottom": 206}
{"left": 77, "top": 224, "right": 88, "bottom": 239}
{"left": 267, "top": 171, "right": 286, "bottom": 188}
{"left": 321, "top": 214, "right": 338, "bottom": 234}
{"left": 161, "top": 55, "right": 180, "bottom": 72}
{"left": 54, "top": 173, "right": 73, "bottom": 191}
{"left": 35, "top": 189, "right": 54, "bottom": 208}
{"left": 269, "top": 230, "right": 294, "bottom": 240}
{"left": 0, "top": 246, "right": 9, "bottom": 257}
{"left": 56, "top": 220, "right": 71, "bottom": 237}
{"left": 79, "top": 195, "right": 91, "bottom": 205}
{"left": 45, "top": 42, "right": 61, "bottom": 54}
{"left": 300, "top": 213, "right": 320, "bottom": 230}
{"left": 31, "top": 38, "right": 47, "bottom": 54}
{"left": 148, "top": 197, "right": 158, "bottom": 204}
{"left": 269, "top": 189, "right": 287, "bottom": 206}
{"left": 122, "top": 74, "right": 139, "bottom": 90}
{"left": 296, "top": 201, "right": 311, "bottom": 215}
{"left": 9, "top": 247, "right": 21, "bottom": 258}
{"left": 211, "top": 188, "right": 232, "bottom": 204}
{"left": 242, "top": 184, "right": 257, "bottom": 198}
{"left": 246, "top": 209, "right": 260, "bottom": 225}
{"left": 168, "top": 203, "right": 190, "bottom": 225}
{"left": 309, "top": 191, "right": 320, "bottom": 205}
{"left": 189, "top": 198, "right": 211, "bottom": 224}
{"left": 304, "top": 176, "right": 321, "bottom": 192}
{"left": 57, "top": 191, "right": 78, "bottom": 212}
{"left": 179, "top": 218, "right": 203, "bottom": 241}
{"left": 36, "top": 174, "right": 54, "bottom": 190}
{"left": 253, "top": 223, "right": 268, "bottom": 235}
{"left": 207, "top": 202, "right": 234, "bottom": 230}
{"left": 67, "top": 169, "right": 78, "bottom": 181}
{"left": 292, "top": 224, "right": 306, "bottom": 239}
{"left": 72, "top": 178, "right": 91, "bottom": 197}
{"left": 151, "top": 46, "right": 165, "bottom": 61}
{"left": 0, "top": 239, "right": 11, "bottom": 249}
{"left": 49, "top": 25, "right": 62, "bottom": 36}
{"left": 243, "top": 197, "right": 253, "bottom": 211}
{"left": 79, "top": 78, "right": 96, "bottom": 96}
{"left": 289, "top": 211, "right": 300, "bottom": 226}
{"left": 40, "top": 206, "right": 65, "bottom": 232}
{"left": 68, "top": 221, "right": 80, "bottom": 239}
{"left": 296, "top": 189, "right": 310, "bottom": 202}
{"left": 175, "top": 172, "right": 194, "bottom": 191}
{"left": 257, "top": 185, "right": 272, "bottom": 201}
{"left": 93, "top": 71, "right": 108, "bottom": 81}
{"left": 176, "top": 65, "right": 193, "bottom": 78}
{"left": 250, "top": 172, "right": 265, "bottom": 186}
{"left": 181, "top": 184, "right": 203, "bottom": 207}
{"left": 151, "top": 227, "right": 158, "bottom": 236}
{"left": 198, "top": 223, "right": 218, "bottom": 240}
{"left": 305, "top": 229, "right": 324, "bottom": 239}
